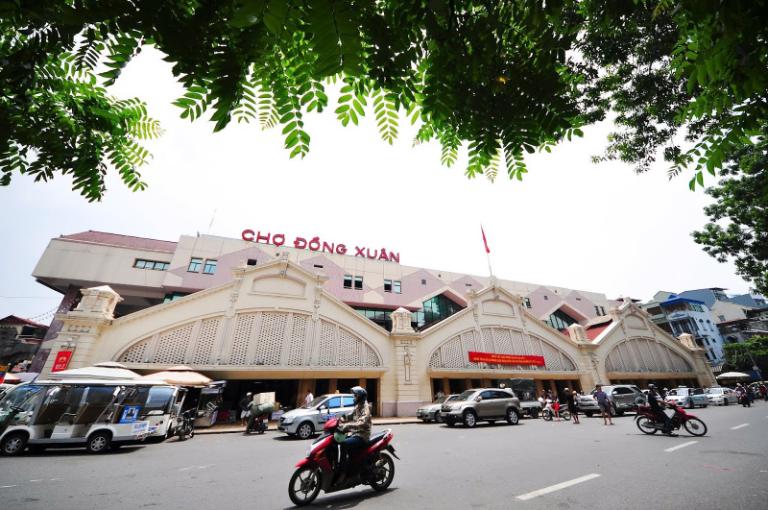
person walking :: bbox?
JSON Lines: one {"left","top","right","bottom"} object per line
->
{"left": 568, "top": 390, "right": 580, "bottom": 424}
{"left": 594, "top": 384, "right": 613, "bottom": 425}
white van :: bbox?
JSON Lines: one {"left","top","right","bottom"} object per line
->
{"left": 0, "top": 379, "right": 178, "bottom": 455}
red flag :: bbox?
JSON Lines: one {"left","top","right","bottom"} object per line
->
{"left": 481, "top": 225, "right": 490, "bottom": 254}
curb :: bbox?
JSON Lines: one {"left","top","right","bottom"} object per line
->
{"left": 195, "top": 419, "right": 421, "bottom": 435}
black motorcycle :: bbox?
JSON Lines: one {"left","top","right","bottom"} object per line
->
{"left": 177, "top": 409, "right": 196, "bottom": 441}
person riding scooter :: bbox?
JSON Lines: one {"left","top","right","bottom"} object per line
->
{"left": 647, "top": 384, "right": 672, "bottom": 435}
{"left": 336, "top": 386, "right": 372, "bottom": 483}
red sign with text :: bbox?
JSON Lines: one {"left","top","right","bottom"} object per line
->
{"left": 468, "top": 352, "right": 546, "bottom": 366}
{"left": 51, "top": 351, "right": 73, "bottom": 372}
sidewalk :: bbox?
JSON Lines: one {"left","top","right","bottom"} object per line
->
{"left": 195, "top": 416, "right": 421, "bottom": 435}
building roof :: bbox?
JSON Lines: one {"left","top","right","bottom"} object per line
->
{"left": 60, "top": 231, "right": 177, "bottom": 253}
{"left": 0, "top": 315, "right": 48, "bottom": 328}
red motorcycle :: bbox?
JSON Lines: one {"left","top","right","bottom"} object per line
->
{"left": 635, "top": 403, "right": 707, "bottom": 436}
{"left": 287, "top": 417, "right": 398, "bottom": 506}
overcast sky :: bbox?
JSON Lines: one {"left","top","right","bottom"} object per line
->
{"left": 0, "top": 47, "right": 754, "bottom": 321}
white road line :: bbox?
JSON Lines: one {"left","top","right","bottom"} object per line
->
{"left": 517, "top": 473, "right": 601, "bottom": 501}
{"left": 665, "top": 441, "right": 698, "bottom": 452}
{"left": 731, "top": 423, "right": 749, "bottom": 430}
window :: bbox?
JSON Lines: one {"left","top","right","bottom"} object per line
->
{"left": 523, "top": 298, "right": 532, "bottom": 309}
{"left": 134, "top": 259, "right": 170, "bottom": 271}
{"left": 384, "top": 279, "right": 401, "bottom": 293}
{"left": 344, "top": 275, "right": 353, "bottom": 289}
{"left": 188, "top": 257, "right": 202, "bottom": 272}
{"left": 354, "top": 275, "right": 363, "bottom": 290}
{"left": 247, "top": 258, "right": 257, "bottom": 266}
{"left": 203, "top": 259, "right": 217, "bottom": 274}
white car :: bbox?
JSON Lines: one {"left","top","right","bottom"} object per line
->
{"left": 704, "top": 387, "right": 738, "bottom": 406}
{"left": 665, "top": 387, "right": 708, "bottom": 409}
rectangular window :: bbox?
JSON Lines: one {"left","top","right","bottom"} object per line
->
{"left": 203, "top": 259, "right": 217, "bottom": 274}
{"left": 384, "top": 279, "right": 392, "bottom": 292}
{"left": 134, "top": 259, "right": 170, "bottom": 271}
{"left": 393, "top": 280, "right": 401, "bottom": 294}
{"left": 188, "top": 257, "right": 202, "bottom": 272}
{"left": 354, "top": 276, "right": 363, "bottom": 290}
{"left": 343, "top": 275, "right": 353, "bottom": 289}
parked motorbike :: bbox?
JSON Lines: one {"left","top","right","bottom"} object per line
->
{"left": 635, "top": 403, "right": 707, "bottom": 436}
{"left": 287, "top": 417, "right": 398, "bottom": 506}
{"left": 177, "top": 409, "right": 196, "bottom": 441}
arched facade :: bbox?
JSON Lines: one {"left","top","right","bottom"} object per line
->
{"left": 40, "top": 261, "right": 716, "bottom": 416}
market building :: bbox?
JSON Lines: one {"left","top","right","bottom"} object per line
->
{"left": 31, "top": 230, "right": 715, "bottom": 417}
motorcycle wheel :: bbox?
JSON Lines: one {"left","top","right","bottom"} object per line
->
{"left": 369, "top": 452, "right": 395, "bottom": 492}
{"left": 635, "top": 416, "right": 658, "bottom": 434}
{"left": 288, "top": 466, "right": 321, "bottom": 507}
{"left": 683, "top": 418, "right": 707, "bottom": 437}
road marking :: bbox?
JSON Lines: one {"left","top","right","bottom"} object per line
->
{"left": 731, "top": 423, "right": 749, "bottom": 430}
{"left": 665, "top": 441, "right": 698, "bottom": 452}
{"left": 517, "top": 473, "right": 601, "bottom": 501}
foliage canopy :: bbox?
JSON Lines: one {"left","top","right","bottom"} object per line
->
{"left": 1, "top": 0, "right": 766, "bottom": 204}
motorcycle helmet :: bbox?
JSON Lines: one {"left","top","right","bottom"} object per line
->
{"left": 351, "top": 386, "right": 367, "bottom": 405}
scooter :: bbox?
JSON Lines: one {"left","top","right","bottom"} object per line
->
{"left": 287, "top": 417, "right": 399, "bottom": 506}
{"left": 635, "top": 403, "right": 707, "bottom": 436}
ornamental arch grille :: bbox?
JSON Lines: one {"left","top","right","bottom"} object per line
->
{"left": 117, "top": 312, "right": 381, "bottom": 367}
{"left": 605, "top": 338, "right": 693, "bottom": 373}
{"left": 428, "top": 327, "right": 576, "bottom": 371}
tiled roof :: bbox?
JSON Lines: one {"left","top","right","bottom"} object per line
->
{"left": 60, "top": 231, "right": 177, "bottom": 253}
{"left": 0, "top": 315, "right": 48, "bottom": 328}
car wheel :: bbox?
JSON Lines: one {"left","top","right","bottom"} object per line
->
{"left": 463, "top": 411, "right": 477, "bottom": 428}
{"left": 1, "top": 432, "right": 28, "bottom": 456}
{"left": 87, "top": 432, "right": 111, "bottom": 454}
{"left": 506, "top": 408, "right": 520, "bottom": 425}
{"left": 296, "top": 422, "right": 314, "bottom": 440}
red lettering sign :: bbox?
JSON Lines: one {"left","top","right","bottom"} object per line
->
{"left": 241, "top": 229, "right": 400, "bottom": 263}
{"left": 51, "top": 351, "right": 73, "bottom": 372}
{"left": 468, "top": 352, "right": 546, "bottom": 366}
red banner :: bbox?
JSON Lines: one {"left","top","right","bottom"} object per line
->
{"left": 468, "top": 352, "right": 546, "bottom": 366}
{"left": 51, "top": 351, "right": 73, "bottom": 372}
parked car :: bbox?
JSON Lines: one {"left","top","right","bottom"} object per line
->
{"left": 577, "top": 385, "right": 646, "bottom": 417}
{"left": 278, "top": 393, "right": 355, "bottom": 440}
{"left": 704, "top": 387, "right": 738, "bottom": 406}
{"left": 416, "top": 394, "right": 459, "bottom": 423}
{"left": 441, "top": 388, "right": 521, "bottom": 428}
{"left": 665, "top": 387, "right": 708, "bottom": 409}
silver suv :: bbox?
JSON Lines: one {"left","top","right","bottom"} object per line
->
{"left": 441, "top": 388, "right": 521, "bottom": 428}
{"left": 578, "top": 385, "right": 646, "bottom": 416}
{"left": 278, "top": 394, "right": 355, "bottom": 440}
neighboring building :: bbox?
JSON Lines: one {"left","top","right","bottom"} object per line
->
{"left": 718, "top": 307, "right": 768, "bottom": 345}
{"left": 0, "top": 315, "right": 48, "bottom": 368}
{"left": 30, "top": 230, "right": 716, "bottom": 416}
{"left": 642, "top": 293, "right": 725, "bottom": 364}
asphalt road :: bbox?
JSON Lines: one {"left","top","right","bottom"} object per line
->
{"left": 2, "top": 404, "right": 766, "bottom": 510}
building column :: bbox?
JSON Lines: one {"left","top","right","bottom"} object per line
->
{"left": 39, "top": 286, "right": 122, "bottom": 378}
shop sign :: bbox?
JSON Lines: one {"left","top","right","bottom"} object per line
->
{"left": 51, "top": 350, "right": 73, "bottom": 372}
{"left": 468, "top": 352, "right": 546, "bottom": 366}
{"left": 242, "top": 229, "right": 400, "bottom": 263}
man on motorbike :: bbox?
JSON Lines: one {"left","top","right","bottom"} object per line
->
{"left": 336, "top": 386, "right": 372, "bottom": 482}
{"left": 647, "top": 384, "right": 673, "bottom": 435}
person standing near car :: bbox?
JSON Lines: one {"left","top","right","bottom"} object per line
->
{"left": 594, "top": 385, "right": 613, "bottom": 425}
{"left": 568, "top": 390, "right": 580, "bottom": 424}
